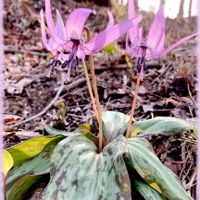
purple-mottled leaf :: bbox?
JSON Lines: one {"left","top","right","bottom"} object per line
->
{"left": 102, "top": 111, "right": 129, "bottom": 143}
{"left": 42, "top": 134, "right": 131, "bottom": 200}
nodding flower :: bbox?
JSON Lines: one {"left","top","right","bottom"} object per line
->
{"left": 40, "top": 0, "right": 142, "bottom": 81}
{"left": 126, "top": 0, "right": 198, "bottom": 80}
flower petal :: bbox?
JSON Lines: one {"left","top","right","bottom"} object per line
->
{"left": 146, "top": 5, "right": 165, "bottom": 49}
{"left": 56, "top": 10, "right": 67, "bottom": 40}
{"left": 106, "top": 10, "right": 114, "bottom": 29}
{"left": 40, "top": 10, "right": 50, "bottom": 50}
{"left": 84, "top": 15, "right": 142, "bottom": 54}
{"left": 160, "top": 33, "right": 198, "bottom": 57}
{"left": 127, "top": 0, "right": 139, "bottom": 44}
{"left": 45, "top": 0, "right": 64, "bottom": 44}
{"left": 128, "top": 0, "right": 136, "bottom": 19}
{"left": 66, "top": 8, "right": 95, "bottom": 40}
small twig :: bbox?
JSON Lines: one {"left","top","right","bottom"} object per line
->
{"left": 4, "top": 47, "right": 48, "bottom": 57}
{"left": 58, "top": 77, "right": 86, "bottom": 93}
{"left": 150, "top": 64, "right": 173, "bottom": 85}
{"left": 11, "top": 84, "right": 64, "bottom": 128}
{"left": 187, "top": 83, "right": 196, "bottom": 107}
{"left": 126, "top": 73, "right": 141, "bottom": 138}
{"left": 186, "top": 169, "right": 196, "bottom": 190}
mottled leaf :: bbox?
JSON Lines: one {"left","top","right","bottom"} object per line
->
{"left": 42, "top": 133, "right": 131, "bottom": 200}
{"left": 102, "top": 111, "right": 129, "bottom": 142}
{"left": 7, "top": 135, "right": 64, "bottom": 166}
{"left": 126, "top": 138, "right": 192, "bottom": 200}
{"left": 3, "top": 150, "right": 14, "bottom": 176}
{"left": 132, "top": 117, "right": 194, "bottom": 137}
{"left": 134, "top": 180, "right": 165, "bottom": 200}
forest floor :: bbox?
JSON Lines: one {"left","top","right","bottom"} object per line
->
{"left": 4, "top": 0, "right": 198, "bottom": 199}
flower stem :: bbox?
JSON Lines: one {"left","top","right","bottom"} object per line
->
{"left": 89, "top": 55, "right": 105, "bottom": 152}
{"left": 126, "top": 73, "right": 141, "bottom": 138}
{"left": 82, "top": 59, "right": 99, "bottom": 123}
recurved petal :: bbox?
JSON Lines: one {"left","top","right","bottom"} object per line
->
{"left": 146, "top": 5, "right": 165, "bottom": 49}
{"left": 45, "top": 0, "right": 64, "bottom": 44}
{"left": 56, "top": 10, "right": 67, "bottom": 40}
{"left": 151, "top": 32, "right": 165, "bottom": 58}
{"left": 84, "top": 15, "right": 142, "bottom": 54}
{"left": 127, "top": 0, "right": 139, "bottom": 44}
{"left": 160, "top": 33, "right": 198, "bottom": 57}
{"left": 40, "top": 10, "right": 50, "bottom": 50}
{"left": 66, "top": 8, "right": 95, "bottom": 40}
{"left": 128, "top": 0, "right": 136, "bottom": 19}
{"left": 106, "top": 10, "right": 114, "bottom": 29}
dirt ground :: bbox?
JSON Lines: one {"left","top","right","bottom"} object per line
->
{"left": 3, "top": 0, "right": 197, "bottom": 198}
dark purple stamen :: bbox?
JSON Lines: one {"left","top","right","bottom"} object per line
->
{"left": 61, "top": 40, "right": 80, "bottom": 81}
{"left": 47, "top": 58, "right": 60, "bottom": 77}
{"left": 136, "top": 45, "right": 147, "bottom": 73}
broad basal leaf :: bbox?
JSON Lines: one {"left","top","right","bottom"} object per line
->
{"left": 102, "top": 111, "right": 129, "bottom": 142}
{"left": 132, "top": 117, "right": 194, "bottom": 137}
{"left": 6, "top": 139, "right": 60, "bottom": 199}
{"left": 42, "top": 133, "right": 131, "bottom": 200}
{"left": 3, "top": 150, "right": 14, "bottom": 176}
{"left": 126, "top": 138, "right": 192, "bottom": 200}
{"left": 7, "top": 135, "right": 64, "bottom": 166}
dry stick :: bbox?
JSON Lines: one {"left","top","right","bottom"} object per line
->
{"left": 126, "top": 73, "right": 141, "bottom": 138}
{"left": 11, "top": 84, "right": 65, "bottom": 128}
{"left": 11, "top": 77, "right": 88, "bottom": 128}
{"left": 82, "top": 59, "right": 99, "bottom": 124}
{"left": 89, "top": 55, "right": 105, "bottom": 152}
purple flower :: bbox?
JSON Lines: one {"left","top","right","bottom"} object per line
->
{"left": 126, "top": 0, "right": 198, "bottom": 80}
{"left": 40, "top": 0, "right": 142, "bottom": 80}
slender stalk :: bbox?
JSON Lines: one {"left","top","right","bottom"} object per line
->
{"left": 89, "top": 55, "right": 105, "bottom": 152}
{"left": 82, "top": 59, "right": 99, "bottom": 123}
{"left": 83, "top": 27, "right": 104, "bottom": 152}
{"left": 126, "top": 73, "right": 141, "bottom": 138}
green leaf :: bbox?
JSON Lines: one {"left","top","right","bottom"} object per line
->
{"left": 102, "top": 111, "right": 129, "bottom": 142}
{"left": 42, "top": 134, "right": 131, "bottom": 200}
{"left": 7, "top": 135, "right": 64, "bottom": 166}
{"left": 6, "top": 174, "right": 46, "bottom": 200}
{"left": 45, "top": 124, "right": 99, "bottom": 145}
{"left": 132, "top": 117, "right": 194, "bottom": 137}
{"left": 3, "top": 150, "right": 14, "bottom": 176}
{"left": 134, "top": 180, "right": 165, "bottom": 200}
{"left": 6, "top": 138, "right": 62, "bottom": 200}
{"left": 102, "top": 43, "right": 118, "bottom": 55}
{"left": 126, "top": 138, "right": 193, "bottom": 200}
{"left": 44, "top": 125, "right": 74, "bottom": 136}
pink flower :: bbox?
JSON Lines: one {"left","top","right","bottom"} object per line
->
{"left": 126, "top": 0, "right": 198, "bottom": 80}
{"left": 40, "top": 0, "right": 142, "bottom": 80}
